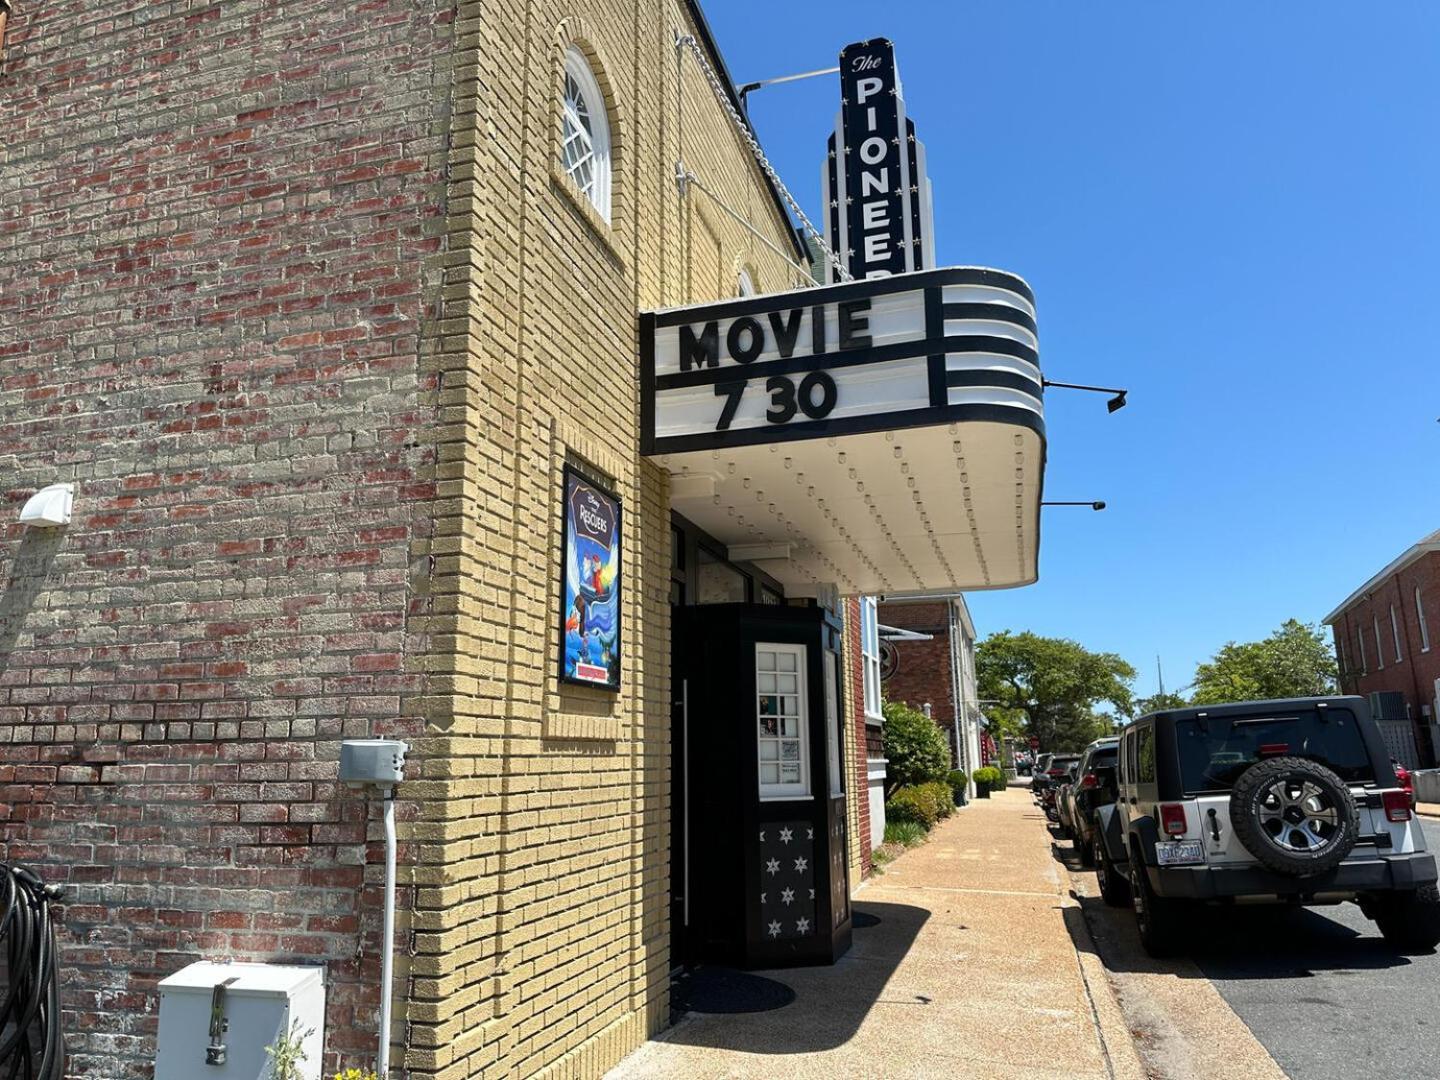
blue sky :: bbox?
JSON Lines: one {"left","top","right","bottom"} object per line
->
{"left": 705, "top": 2, "right": 1440, "bottom": 698}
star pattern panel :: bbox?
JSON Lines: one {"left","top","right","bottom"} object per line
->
{"left": 757, "top": 821, "right": 817, "bottom": 942}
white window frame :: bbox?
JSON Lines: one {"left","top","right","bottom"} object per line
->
{"left": 737, "top": 267, "right": 757, "bottom": 297}
{"left": 756, "top": 642, "right": 810, "bottom": 800}
{"left": 860, "top": 597, "right": 883, "bottom": 723}
{"left": 823, "top": 650, "right": 843, "bottom": 797}
{"left": 1390, "top": 604, "right": 1403, "bottom": 663}
{"left": 1357, "top": 628, "right": 1367, "bottom": 674}
{"left": 1374, "top": 616, "right": 1385, "bottom": 670}
{"left": 1418, "top": 587, "right": 1432, "bottom": 653}
{"left": 560, "top": 47, "right": 612, "bottom": 222}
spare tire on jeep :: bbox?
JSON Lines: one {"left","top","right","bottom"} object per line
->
{"left": 1229, "top": 756, "right": 1359, "bottom": 875}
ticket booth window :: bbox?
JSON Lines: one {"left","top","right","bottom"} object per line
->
{"left": 757, "top": 644, "right": 809, "bottom": 799}
{"left": 698, "top": 546, "right": 748, "bottom": 604}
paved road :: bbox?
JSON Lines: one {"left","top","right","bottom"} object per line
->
{"left": 1062, "top": 818, "right": 1438, "bottom": 1080}
{"left": 1196, "top": 819, "right": 1438, "bottom": 1080}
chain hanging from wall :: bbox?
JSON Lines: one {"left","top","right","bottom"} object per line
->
{"left": 674, "top": 32, "right": 852, "bottom": 284}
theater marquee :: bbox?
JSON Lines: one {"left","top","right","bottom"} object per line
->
{"left": 639, "top": 267, "right": 1046, "bottom": 596}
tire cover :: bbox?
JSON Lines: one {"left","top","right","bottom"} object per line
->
{"left": 1229, "top": 756, "right": 1359, "bottom": 876}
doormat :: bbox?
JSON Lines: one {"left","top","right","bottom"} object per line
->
{"left": 852, "top": 909, "right": 881, "bottom": 929}
{"left": 671, "top": 967, "right": 796, "bottom": 1015}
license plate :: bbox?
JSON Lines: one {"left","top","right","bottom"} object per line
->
{"left": 1155, "top": 840, "right": 1205, "bottom": 866}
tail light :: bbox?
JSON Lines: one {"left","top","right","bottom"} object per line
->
{"left": 1159, "top": 803, "right": 1187, "bottom": 837}
{"left": 1079, "top": 773, "right": 1099, "bottom": 790}
{"left": 1382, "top": 789, "right": 1412, "bottom": 823}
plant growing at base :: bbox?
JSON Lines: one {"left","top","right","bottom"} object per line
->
{"left": 265, "top": 1023, "right": 314, "bottom": 1080}
{"left": 334, "top": 1070, "right": 382, "bottom": 1080}
{"left": 885, "top": 781, "right": 956, "bottom": 829}
{"left": 883, "top": 819, "right": 927, "bottom": 847}
{"left": 881, "top": 700, "right": 950, "bottom": 794}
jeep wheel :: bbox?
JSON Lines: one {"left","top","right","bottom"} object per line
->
{"left": 1129, "top": 853, "right": 1182, "bottom": 955}
{"left": 1372, "top": 884, "right": 1440, "bottom": 954}
{"left": 1229, "top": 756, "right": 1359, "bottom": 876}
{"left": 1095, "top": 839, "right": 1128, "bottom": 907}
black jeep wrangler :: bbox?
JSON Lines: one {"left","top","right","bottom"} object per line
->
{"left": 1094, "top": 696, "right": 1440, "bottom": 956}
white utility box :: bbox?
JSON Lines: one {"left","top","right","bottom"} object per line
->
{"left": 155, "top": 961, "right": 326, "bottom": 1080}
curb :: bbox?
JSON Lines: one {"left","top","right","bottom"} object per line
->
{"left": 1059, "top": 890, "right": 1147, "bottom": 1080}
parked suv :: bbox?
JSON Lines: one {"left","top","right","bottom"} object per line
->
{"left": 1062, "top": 737, "right": 1120, "bottom": 866}
{"left": 1094, "top": 696, "right": 1440, "bottom": 956}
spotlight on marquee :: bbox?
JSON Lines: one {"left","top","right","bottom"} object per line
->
{"left": 1042, "top": 379, "right": 1129, "bottom": 414}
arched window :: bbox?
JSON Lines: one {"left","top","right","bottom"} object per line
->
{"left": 736, "top": 267, "right": 757, "bottom": 297}
{"left": 560, "top": 48, "right": 612, "bottom": 222}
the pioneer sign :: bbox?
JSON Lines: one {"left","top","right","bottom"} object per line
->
{"left": 824, "top": 39, "right": 934, "bottom": 283}
{"left": 640, "top": 266, "right": 1042, "bottom": 456}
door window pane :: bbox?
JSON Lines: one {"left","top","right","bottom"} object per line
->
{"left": 757, "top": 642, "right": 809, "bottom": 799}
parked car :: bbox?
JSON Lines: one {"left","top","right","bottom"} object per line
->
{"left": 1040, "top": 755, "right": 1080, "bottom": 821}
{"left": 1093, "top": 696, "right": 1440, "bottom": 957}
{"left": 1031, "top": 753, "right": 1054, "bottom": 794}
{"left": 1062, "top": 737, "right": 1121, "bottom": 865}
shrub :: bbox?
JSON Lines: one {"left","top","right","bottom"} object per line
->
{"left": 882, "top": 700, "right": 950, "bottom": 793}
{"left": 973, "top": 766, "right": 1006, "bottom": 792}
{"left": 886, "top": 781, "right": 955, "bottom": 829}
{"left": 947, "top": 769, "right": 969, "bottom": 802}
{"left": 884, "top": 819, "right": 928, "bottom": 848}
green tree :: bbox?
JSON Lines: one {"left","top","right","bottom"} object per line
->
{"left": 1132, "top": 691, "right": 1190, "bottom": 716}
{"left": 1189, "top": 619, "right": 1337, "bottom": 705}
{"left": 977, "top": 631, "right": 1136, "bottom": 753}
{"left": 881, "top": 700, "right": 950, "bottom": 795}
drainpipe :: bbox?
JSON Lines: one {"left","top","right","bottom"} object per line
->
{"left": 378, "top": 789, "right": 398, "bottom": 1079}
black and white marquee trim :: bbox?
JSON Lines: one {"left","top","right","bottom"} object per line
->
{"left": 639, "top": 267, "right": 1044, "bottom": 458}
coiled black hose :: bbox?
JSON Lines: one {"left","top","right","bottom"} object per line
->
{"left": 0, "top": 865, "right": 65, "bottom": 1080}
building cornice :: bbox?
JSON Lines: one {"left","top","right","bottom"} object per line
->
{"left": 1324, "top": 534, "right": 1440, "bottom": 625}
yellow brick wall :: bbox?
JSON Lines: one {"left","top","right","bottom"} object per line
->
{"left": 406, "top": 2, "right": 812, "bottom": 1077}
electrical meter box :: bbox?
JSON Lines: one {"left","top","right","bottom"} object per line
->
{"left": 154, "top": 961, "right": 326, "bottom": 1080}
{"left": 339, "top": 737, "right": 408, "bottom": 787}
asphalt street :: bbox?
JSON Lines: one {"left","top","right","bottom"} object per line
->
{"left": 1063, "top": 817, "right": 1439, "bottom": 1080}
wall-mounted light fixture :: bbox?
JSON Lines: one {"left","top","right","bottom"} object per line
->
{"left": 19, "top": 484, "right": 74, "bottom": 528}
{"left": 1042, "top": 379, "right": 1128, "bottom": 414}
{"left": 1041, "top": 500, "right": 1106, "bottom": 511}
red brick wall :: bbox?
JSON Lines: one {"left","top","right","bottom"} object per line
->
{"left": 845, "top": 598, "right": 871, "bottom": 877}
{"left": 0, "top": 2, "right": 450, "bottom": 1074}
{"left": 877, "top": 601, "right": 956, "bottom": 759}
{"left": 1332, "top": 550, "right": 1440, "bottom": 764}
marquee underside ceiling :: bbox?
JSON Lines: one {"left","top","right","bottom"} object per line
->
{"left": 659, "top": 420, "right": 1043, "bottom": 597}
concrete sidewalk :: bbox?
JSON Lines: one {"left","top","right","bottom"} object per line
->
{"left": 609, "top": 788, "right": 1145, "bottom": 1079}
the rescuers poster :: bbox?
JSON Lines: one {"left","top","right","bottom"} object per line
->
{"left": 559, "top": 465, "right": 621, "bottom": 689}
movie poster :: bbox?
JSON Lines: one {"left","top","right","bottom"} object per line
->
{"left": 559, "top": 465, "right": 621, "bottom": 690}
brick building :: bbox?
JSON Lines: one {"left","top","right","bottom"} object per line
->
{"left": 0, "top": 3, "right": 1047, "bottom": 1077}
{"left": 1324, "top": 529, "right": 1440, "bottom": 768}
{"left": 877, "top": 596, "right": 983, "bottom": 794}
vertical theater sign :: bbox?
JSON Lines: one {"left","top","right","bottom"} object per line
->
{"left": 824, "top": 38, "right": 935, "bottom": 281}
